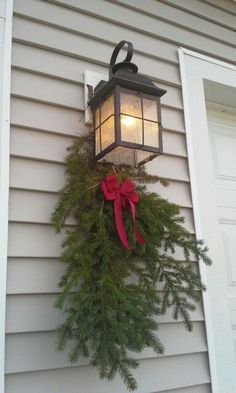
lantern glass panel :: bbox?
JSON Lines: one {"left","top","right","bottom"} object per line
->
{"left": 100, "top": 146, "right": 157, "bottom": 167}
{"left": 136, "top": 150, "right": 157, "bottom": 166}
{"left": 101, "top": 94, "right": 114, "bottom": 123}
{"left": 120, "top": 92, "right": 142, "bottom": 117}
{"left": 101, "top": 116, "right": 115, "bottom": 150}
{"left": 143, "top": 97, "right": 158, "bottom": 122}
{"left": 120, "top": 115, "right": 142, "bottom": 144}
{"left": 102, "top": 146, "right": 136, "bottom": 167}
{"left": 144, "top": 121, "right": 159, "bottom": 147}
{"left": 95, "top": 128, "right": 101, "bottom": 155}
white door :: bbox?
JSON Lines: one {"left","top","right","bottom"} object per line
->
{"left": 208, "top": 111, "right": 236, "bottom": 363}
{"left": 179, "top": 47, "right": 236, "bottom": 392}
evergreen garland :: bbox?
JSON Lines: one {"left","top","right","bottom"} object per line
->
{"left": 52, "top": 135, "right": 212, "bottom": 391}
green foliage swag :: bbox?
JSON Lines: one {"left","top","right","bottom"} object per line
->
{"left": 52, "top": 136, "right": 211, "bottom": 391}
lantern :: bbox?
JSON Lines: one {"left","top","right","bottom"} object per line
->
{"left": 89, "top": 40, "right": 167, "bottom": 167}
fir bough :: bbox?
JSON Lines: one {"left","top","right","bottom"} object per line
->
{"left": 52, "top": 136, "right": 212, "bottom": 391}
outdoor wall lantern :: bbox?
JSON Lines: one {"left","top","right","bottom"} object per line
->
{"left": 88, "top": 40, "right": 167, "bottom": 167}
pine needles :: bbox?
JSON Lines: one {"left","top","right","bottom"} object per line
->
{"left": 52, "top": 136, "right": 212, "bottom": 391}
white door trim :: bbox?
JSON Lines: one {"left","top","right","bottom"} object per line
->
{"left": 0, "top": 0, "right": 13, "bottom": 390}
{"left": 179, "top": 47, "right": 236, "bottom": 393}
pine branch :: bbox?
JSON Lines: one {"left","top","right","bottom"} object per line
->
{"left": 52, "top": 136, "right": 212, "bottom": 391}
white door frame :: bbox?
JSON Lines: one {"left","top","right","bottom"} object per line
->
{"left": 179, "top": 47, "right": 236, "bottom": 393}
{"left": 0, "top": 0, "right": 13, "bottom": 391}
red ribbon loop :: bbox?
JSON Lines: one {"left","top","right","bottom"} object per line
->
{"left": 101, "top": 175, "right": 145, "bottom": 250}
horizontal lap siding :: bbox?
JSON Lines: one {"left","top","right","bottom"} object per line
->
{"left": 5, "top": 295, "right": 204, "bottom": 334}
{"left": 46, "top": 0, "right": 236, "bottom": 62}
{"left": 8, "top": 191, "right": 193, "bottom": 229}
{"left": 157, "top": 385, "right": 212, "bottom": 393}
{"left": 158, "top": 0, "right": 236, "bottom": 30}
{"left": 5, "top": 353, "right": 210, "bottom": 393}
{"left": 6, "top": 258, "right": 199, "bottom": 295}
{"left": 11, "top": 68, "right": 183, "bottom": 110}
{"left": 12, "top": 16, "right": 181, "bottom": 85}
{"left": 10, "top": 125, "right": 187, "bottom": 160}
{"left": 5, "top": 322, "right": 207, "bottom": 372}
{"left": 7, "top": 0, "right": 236, "bottom": 391}
{"left": 116, "top": 0, "right": 236, "bottom": 48}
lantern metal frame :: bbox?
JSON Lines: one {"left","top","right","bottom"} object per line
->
{"left": 89, "top": 40, "right": 167, "bottom": 166}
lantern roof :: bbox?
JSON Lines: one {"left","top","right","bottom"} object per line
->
{"left": 89, "top": 41, "right": 167, "bottom": 108}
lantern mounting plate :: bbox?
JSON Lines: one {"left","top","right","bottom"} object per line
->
{"left": 84, "top": 70, "right": 107, "bottom": 125}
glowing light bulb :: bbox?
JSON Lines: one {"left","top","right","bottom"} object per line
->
{"left": 121, "top": 115, "right": 135, "bottom": 127}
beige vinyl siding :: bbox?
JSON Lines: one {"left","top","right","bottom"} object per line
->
{"left": 5, "top": 353, "right": 210, "bottom": 393}
{"left": 6, "top": 0, "right": 236, "bottom": 391}
{"left": 159, "top": 0, "right": 236, "bottom": 30}
{"left": 157, "top": 386, "right": 212, "bottom": 393}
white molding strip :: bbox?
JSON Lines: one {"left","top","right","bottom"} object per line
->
{"left": 0, "top": 0, "right": 13, "bottom": 391}
{"left": 178, "top": 47, "right": 218, "bottom": 393}
{"left": 180, "top": 47, "right": 236, "bottom": 71}
{"left": 178, "top": 47, "right": 236, "bottom": 393}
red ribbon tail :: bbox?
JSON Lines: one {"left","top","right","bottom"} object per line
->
{"left": 114, "top": 198, "right": 130, "bottom": 250}
{"left": 129, "top": 200, "right": 145, "bottom": 245}
{"left": 134, "top": 224, "right": 145, "bottom": 244}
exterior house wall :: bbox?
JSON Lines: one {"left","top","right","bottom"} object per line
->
{"left": 5, "top": 0, "right": 236, "bottom": 392}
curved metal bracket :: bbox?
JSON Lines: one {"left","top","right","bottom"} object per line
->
{"left": 109, "top": 40, "right": 136, "bottom": 79}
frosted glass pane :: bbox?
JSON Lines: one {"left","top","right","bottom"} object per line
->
{"left": 144, "top": 121, "right": 159, "bottom": 147}
{"left": 143, "top": 98, "right": 158, "bottom": 121}
{"left": 98, "top": 146, "right": 156, "bottom": 167}
{"left": 136, "top": 150, "right": 157, "bottom": 166}
{"left": 101, "top": 116, "right": 115, "bottom": 150}
{"left": 95, "top": 107, "right": 100, "bottom": 128}
{"left": 120, "top": 92, "right": 142, "bottom": 117}
{"left": 95, "top": 128, "right": 101, "bottom": 155}
{"left": 101, "top": 95, "right": 114, "bottom": 123}
{"left": 121, "top": 115, "right": 142, "bottom": 144}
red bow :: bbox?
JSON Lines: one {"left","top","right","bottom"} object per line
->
{"left": 101, "top": 175, "right": 145, "bottom": 250}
